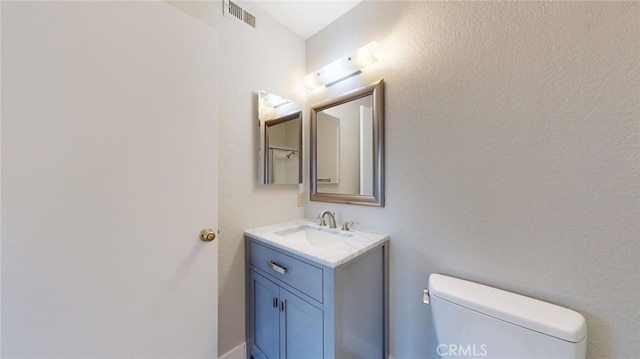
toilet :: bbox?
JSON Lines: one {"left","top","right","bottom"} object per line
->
{"left": 428, "top": 274, "right": 587, "bottom": 358}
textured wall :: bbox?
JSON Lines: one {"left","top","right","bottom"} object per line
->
{"left": 167, "top": 2, "right": 306, "bottom": 356}
{"left": 306, "top": 2, "right": 639, "bottom": 358}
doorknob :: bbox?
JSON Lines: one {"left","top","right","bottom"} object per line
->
{"left": 200, "top": 228, "right": 216, "bottom": 242}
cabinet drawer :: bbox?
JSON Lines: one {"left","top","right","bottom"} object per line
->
{"left": 249, "top": 241, "right": 323, "bottom": 302}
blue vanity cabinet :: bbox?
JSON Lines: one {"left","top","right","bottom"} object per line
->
{"left": 249, "top": 270, "right": 323, "bottom": 359}
{"left": 279, "top": 286, "right": 323, "bottom": 358}
{"left": 246, "top": 237, "right": 389, "bottom": 359}
{"left": 250, "top": 272, "right": 281, "bottom": 359}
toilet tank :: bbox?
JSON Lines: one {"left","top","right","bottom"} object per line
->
{"left": 428, "top": 274, "right": 587, "bottom": 359}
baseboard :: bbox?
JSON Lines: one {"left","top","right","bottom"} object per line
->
{"left": 219, "top": 342, "right": 246, "bottom": 359}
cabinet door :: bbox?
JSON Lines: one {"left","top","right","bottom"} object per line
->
{"left": 251, "top": 271, "right": 280, "bottom": 359}
{"left": 280, "top": 289, "right": 323, "bottom": 359}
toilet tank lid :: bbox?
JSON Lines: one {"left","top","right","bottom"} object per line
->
{"left": 428, "top": 274, "right": 587, "bottom": 343}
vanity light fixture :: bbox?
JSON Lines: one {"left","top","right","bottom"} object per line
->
{"left": 304, "top": 42, "right": 378, "bottom": 90}
{"left": 261, "top": 93, "right": 290, "bottom": 108}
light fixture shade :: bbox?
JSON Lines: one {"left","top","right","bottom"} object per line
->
{"left": 261, "top": 93, "right": 289, "bottom": 108}
{"left": 305, "top": 42, "right": 378, "bottom": 90}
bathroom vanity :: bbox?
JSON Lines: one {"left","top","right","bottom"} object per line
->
{"left": 244, "top": 220, "right": 389, "bottom": 359}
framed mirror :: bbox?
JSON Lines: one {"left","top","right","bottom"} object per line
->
{"left": 258, "top": 91, "right": 302, "bottom": 185}
{"left": 310, "top": 80, "right": 384, "bottom": 206}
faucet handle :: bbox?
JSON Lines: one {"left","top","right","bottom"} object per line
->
{"left": 317, "top": 215, "right": 327, "bottom": 226}
{"left": 341, "top": 222, "right": 354, "bottom": 231}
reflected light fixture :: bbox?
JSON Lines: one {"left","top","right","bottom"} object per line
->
{"left": 305, "top": 42, "right": 378, "bottom": 90}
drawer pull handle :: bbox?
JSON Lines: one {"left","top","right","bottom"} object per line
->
{"left": 267, "top": 261, "right": 287, "bottom": 275}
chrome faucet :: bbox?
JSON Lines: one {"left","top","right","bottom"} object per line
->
{"left": 341, "top": 222, "right": 354, "bottom": 231}
{"left": 318, "top": 210, "right": 337, "bottom": 229}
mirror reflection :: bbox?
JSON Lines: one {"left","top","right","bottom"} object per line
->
{"left": 311, "top": 80, "right": 384, "bottom": 206}
{"left": 258, "top": 91, "right": 302, "bottom": 185}
{"left": 317, "top": 96, "right": 373, "bottom": 195}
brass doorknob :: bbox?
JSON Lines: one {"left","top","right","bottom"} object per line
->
{"left": 200, "top": 228, "right": 216, "bottom": 242}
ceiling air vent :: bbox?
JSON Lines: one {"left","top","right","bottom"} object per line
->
{"left": 223, "top": 0, "right": 257, "bottom": 30}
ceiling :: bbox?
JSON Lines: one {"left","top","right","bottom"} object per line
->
{"left": 251, "top": 0, "right": 363, "bottom": 39}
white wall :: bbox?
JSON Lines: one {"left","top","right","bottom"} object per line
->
{"left": 167, "top": 1, "right": 306, "bottom": 356}
{"left": 306, "top": 2, "right": 639, "bottom": 358}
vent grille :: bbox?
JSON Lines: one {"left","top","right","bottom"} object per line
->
{"left": 223, "top": 0, "right": 257, "bottom": 29}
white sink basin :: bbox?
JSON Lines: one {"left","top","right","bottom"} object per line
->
{"left": 245, "top": 219, "right": 389, "bottom": 267}
{"left": 274, "top": 225, "right": 352, "bottom": 247}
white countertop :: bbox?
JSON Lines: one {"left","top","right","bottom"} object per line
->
{"left": 244, "top": 219, "right": 389, "bottom": 268}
